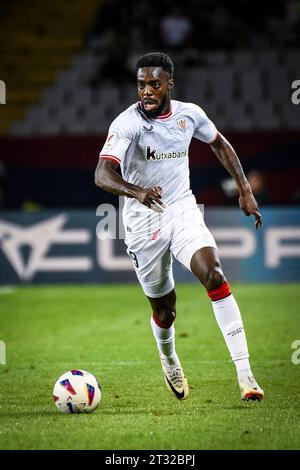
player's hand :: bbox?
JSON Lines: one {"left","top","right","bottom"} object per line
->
{"left": 137, "top": 186, "right": 166, "bottom": 213}
{"left": 239, "top": 191, "right": 263, "bottom": 229}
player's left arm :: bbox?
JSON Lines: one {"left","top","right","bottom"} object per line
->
{"left": 210, "top": 131, "right": 263, "bottom": 229}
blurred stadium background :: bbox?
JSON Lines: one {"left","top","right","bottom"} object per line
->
{"left": 0, "top": 0, "right": 299, "bottom": 284}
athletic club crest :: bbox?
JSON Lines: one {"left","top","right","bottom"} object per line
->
{"left": 177, "top": 118, "right": 187, "bottom": 132}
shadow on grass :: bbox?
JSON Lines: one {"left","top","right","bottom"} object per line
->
{"left": 0, "top": 411, "right": 61, "bottom": 418}
{"left": 225, "top": 404, "right": 263, "bottom": 410}
{"left": 1, "top": 406, "right": 204, "bottom": 418}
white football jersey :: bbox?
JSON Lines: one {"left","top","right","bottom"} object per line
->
{"left": 99, "top": 99, "right": 217, "bottom": 214}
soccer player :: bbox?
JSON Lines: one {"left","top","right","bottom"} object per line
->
{"left": 95, "top": 52, "right": 264, "bottom": 402}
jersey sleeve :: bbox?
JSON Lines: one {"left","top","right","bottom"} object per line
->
{"left": 191, "top": 104, "right": 218, "bottom": 144}
{"left": 99, "top": 117, "right": 133, "bottom": 165}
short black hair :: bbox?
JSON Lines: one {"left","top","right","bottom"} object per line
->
{"left": 136, "top": 52, "right": 174, "bottom": 78}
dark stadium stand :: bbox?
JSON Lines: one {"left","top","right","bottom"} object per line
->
{"left": 0, "top": 131, "right": 299, "bottom": 208}
{"left": 0, "top": 0, "right": 299, "bottom": 208}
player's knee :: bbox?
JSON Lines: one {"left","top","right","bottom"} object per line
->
{"left": 204, "top": 267, "right": 225, "bottom": 291}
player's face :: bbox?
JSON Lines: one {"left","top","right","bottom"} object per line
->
{"left": 137, "top": 67, "right": 173, "bottom": 117}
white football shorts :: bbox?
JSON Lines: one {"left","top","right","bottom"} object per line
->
{"left": 124, "top": 195, "right": 217, "bottom": 298}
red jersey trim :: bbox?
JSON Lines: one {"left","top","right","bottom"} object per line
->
{"left": 155, "top": 108, "right": 173, "bottom": 119}
{"left": 99, "top": 154, "right": 121, "bottom": 165}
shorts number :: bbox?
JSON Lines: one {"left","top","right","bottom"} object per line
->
{"left": 129, "top": 251, "right": 139, "bottom": 268}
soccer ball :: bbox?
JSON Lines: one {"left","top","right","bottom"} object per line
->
{"left": 53, "top": 369, "right": 101, "bottom": 414}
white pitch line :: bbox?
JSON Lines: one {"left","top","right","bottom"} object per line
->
{"left": 0, "top": 287, "right": 16, "bottom": 295}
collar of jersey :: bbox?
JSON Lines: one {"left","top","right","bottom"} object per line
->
{"left": 154, "top": 107, "right": 172, "bottom": 120}
{"left": 138, "top": 102, "right": 173, "bottom": 120}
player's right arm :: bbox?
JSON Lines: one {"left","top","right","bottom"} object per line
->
{"left": 96, "top": 114, "right": 165, "bottom": 211}
{"left": 95, "top": 158, "right": 164, "bottom": 211}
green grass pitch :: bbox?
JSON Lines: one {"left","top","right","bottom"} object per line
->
{"left": 0, "top": 283, "right": 299, "bottom": 450}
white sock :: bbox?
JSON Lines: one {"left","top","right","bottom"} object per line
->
{"left": 150, "top": 315, "right": 177, "bottom": 367}
{"left": 211, "top": 294, "right": 251, "bottom": 376}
